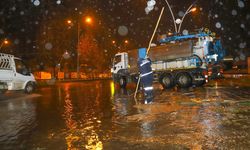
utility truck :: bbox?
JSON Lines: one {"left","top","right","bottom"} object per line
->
{"left": 111, "top": 30, "right": 225, "bottom": 89}
{"left": 0, "top": 53, "right": 36, "bottom": 94}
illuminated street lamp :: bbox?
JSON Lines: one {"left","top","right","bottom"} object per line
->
{"left": 124, "top": 40, "right": 129, "bottom": 44}
{"left": 177, "top": 6, "right": 197, "bottom": 33}
{"left": 0, "top": 39, "right": 9, "bottom": 50}
{"left": 123, "top": 40, "right": 129, "bottom": 50}
{"left": 67, "top": 20, "right": 72, "bottom": 25}
{"left": 66, "top": 16, "right": 94, "bottom": 79}
{"left": 85, "top": 16, "right": 93, "bottom": 25}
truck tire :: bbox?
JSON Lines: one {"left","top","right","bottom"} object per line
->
{"left": 24, "top": 82, "right": 35, "bottom": 94}
{"left": 119, "top": 77, "right": 127, "bottom": 88}
{"left": 159, "top": 73, "right": 175, "bottom": 89}
{"left": 176, "top": 72, "right": 192, "bottom": 88}
{"left": 194, "top": 79, "right": 206, "bottom": 87}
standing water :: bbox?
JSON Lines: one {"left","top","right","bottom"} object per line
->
{"left": 0, "top": 80, "right": 250, "bottom": 149}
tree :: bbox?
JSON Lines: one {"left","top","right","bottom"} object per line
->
{"left": 77, "top": 32, "right": 106, "bottom": 72}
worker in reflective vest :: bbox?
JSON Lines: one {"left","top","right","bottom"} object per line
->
{"left": 138, "top": 48, "right": 154, "bottom": 104}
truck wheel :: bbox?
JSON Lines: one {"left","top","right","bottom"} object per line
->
{"left": 119, "top": 77, "right": 127, "bottom": 88}
{"left": 24, "top": 82, "right": 35, "bottom": 94}
{"left": 160, "top": 74, "right": 175, "bottom": 89}
{"left": 194, "top": 79, "right": 206, "bottom": 87}
{"left": 176, "top": 73, "right": 192, "bottom": 88}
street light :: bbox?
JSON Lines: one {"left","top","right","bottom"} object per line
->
{"left": 57, "top": 51, "right": 70, "bottom": 72}
{"left": 124, "top": 40, "right": 129, "bottom": 44}
{"left": 177, "top": 6, "right": 197, "bottom": 33}
{"left": 0, "top": 39, "right": 9, "bottom": 50}
{"left": 164, "top": 0, "right": 198, "bottom": 34}
{"left": 67, "top": 16, "right": 93, "bottom": 79}
{"left": 85, "top": 16, "right": 93, "bottom": 25}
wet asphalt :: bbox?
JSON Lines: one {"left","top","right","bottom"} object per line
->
{"left": 0, "top": 78, "right": 250, "bottom": 150}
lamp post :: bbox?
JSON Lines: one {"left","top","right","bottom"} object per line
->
{"left": 164, "top": 0, "right": 197, "bottom": 34}
{"left": 57, "top": 51, "right": 70, "bottom": 72}
{"left": 67, "top": 16, "right": 93, "bottom": 79}
{"left": 177, "top": 7, "right": 197, "bottom": 33}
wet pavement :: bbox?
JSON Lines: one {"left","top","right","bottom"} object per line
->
{"left": 0, "top": 79, "right": 250, "bottom": 150}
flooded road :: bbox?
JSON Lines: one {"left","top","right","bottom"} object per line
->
{"left": 0, "top": 79, "right": 250, "bottom": 150}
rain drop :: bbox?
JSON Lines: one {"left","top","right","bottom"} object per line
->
{"left": 0, "top": 29, "right": 4, "bottom": 34}
{"left": 240, "top": 24, "right": 245, "bottom": 29}
{"left": 239, "top": 42, "right": 246, "bottom": 49}
{"left": 232, "top": 10, "right": 237, "bottom": 16}
{"left": 182, "top": 29, "right": 189, "bottom": 35}
{"left": 237, "top": 0, "right": 245, "bottom": 8}
{"left": 20, "top": 11, "right": 24, "bottom": 15}
{"left": 118, "top": 25, "right": 128, "bottom": 36}
{"left": 246, "top": 14, "right": 250, "bottom": 20}
{"left": 235, "top": 57, "right": 239, "bottom": 62}
{"left": 45, "top": 42, "right": 53, "bottom": 50}
{"left": 33, "top": 0, "right": 40, "bottom": 6}
{"left": 215, "top": 22, "right": 221, "bottom": 28}
{"left": 11, "top": 7, "right": 16, "bottom": 11}
{"left": 14, "top": 39, "right": 20, "bottom": 45}
{"left": 56, "top": 0, "right": 61, "bottom": 5}
{"left": 26, "top": 39, "right": 31, "bottom": 44}
{"left": 178, "top": 11, "right": 184, "bottom": 17}
{"left": 240, "top": 53, "right": 246, "bottom": 60}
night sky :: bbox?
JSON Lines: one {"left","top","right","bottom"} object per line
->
{"left": 0, "top": 0, "right": 249, "bottom": 68}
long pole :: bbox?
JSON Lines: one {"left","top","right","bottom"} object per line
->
{"left": 134, "top": 7, "right": 165, "bottom": 100}
{"left": 77, "top": 20, "right": 80, "bottom": 79}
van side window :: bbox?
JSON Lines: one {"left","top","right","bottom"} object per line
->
{"left": 15, "top": 59, "right": 30, "bottom": 76}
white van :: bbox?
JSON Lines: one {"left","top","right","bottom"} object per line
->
{"left": 0, "top": 53, "right": 36, "bottom": 94}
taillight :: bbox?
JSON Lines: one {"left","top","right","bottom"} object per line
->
{"left": 202, "top": 70, "right": 209, "bottom": 83}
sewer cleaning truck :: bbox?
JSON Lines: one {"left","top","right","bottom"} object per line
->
{"left": 111, "top": 29, "right": 225, "bottom": 89}
{"left": 0, "top": 53, "right": 36, "bottom": 94}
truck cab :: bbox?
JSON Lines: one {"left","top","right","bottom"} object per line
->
{"left": 111, "top": 52, "right": 128, "bottom": 74}
{"left": 0, "top": 53, "right": 36, "bottom": 94}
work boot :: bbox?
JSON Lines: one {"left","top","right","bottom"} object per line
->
{"left": 144, "top": 92, "right": 153, "bottom": 104}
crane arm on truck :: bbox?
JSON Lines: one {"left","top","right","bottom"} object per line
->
{"left": 159, "top": 32, "right": 211, "bottom": 43}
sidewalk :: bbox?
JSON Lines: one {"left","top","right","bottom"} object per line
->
{"left": 36, "top": 77, "right": 112, "bottom": 87}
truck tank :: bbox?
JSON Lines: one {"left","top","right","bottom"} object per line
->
{"left": 126, "top": 40, "right": 193, "bottom": 74}
{"left": 149, "top": 41, "right": 193, "bottom": 61}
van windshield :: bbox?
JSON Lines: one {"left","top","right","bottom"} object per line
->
{"left": 14, "top": 59, "right": 30, "bottom": 76}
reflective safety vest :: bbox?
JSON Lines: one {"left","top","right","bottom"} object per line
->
{"left": 144, "top": 86, "right": 153, "bottom": 91}
{"left": 138, "top": 58, "right": 152, "bottom": 77}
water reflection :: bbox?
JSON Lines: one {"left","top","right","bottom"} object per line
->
{"left": 56, "top": 81, "right": 113, "bottom": 149}
{"left": 61, "top": 83, "right": 77, "bottom": 129}
{"left": 1, "top": 80, "right": 249, "bottom": 149}
{"left": 0, "top": 97, "right": 37, "bottom": 149}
